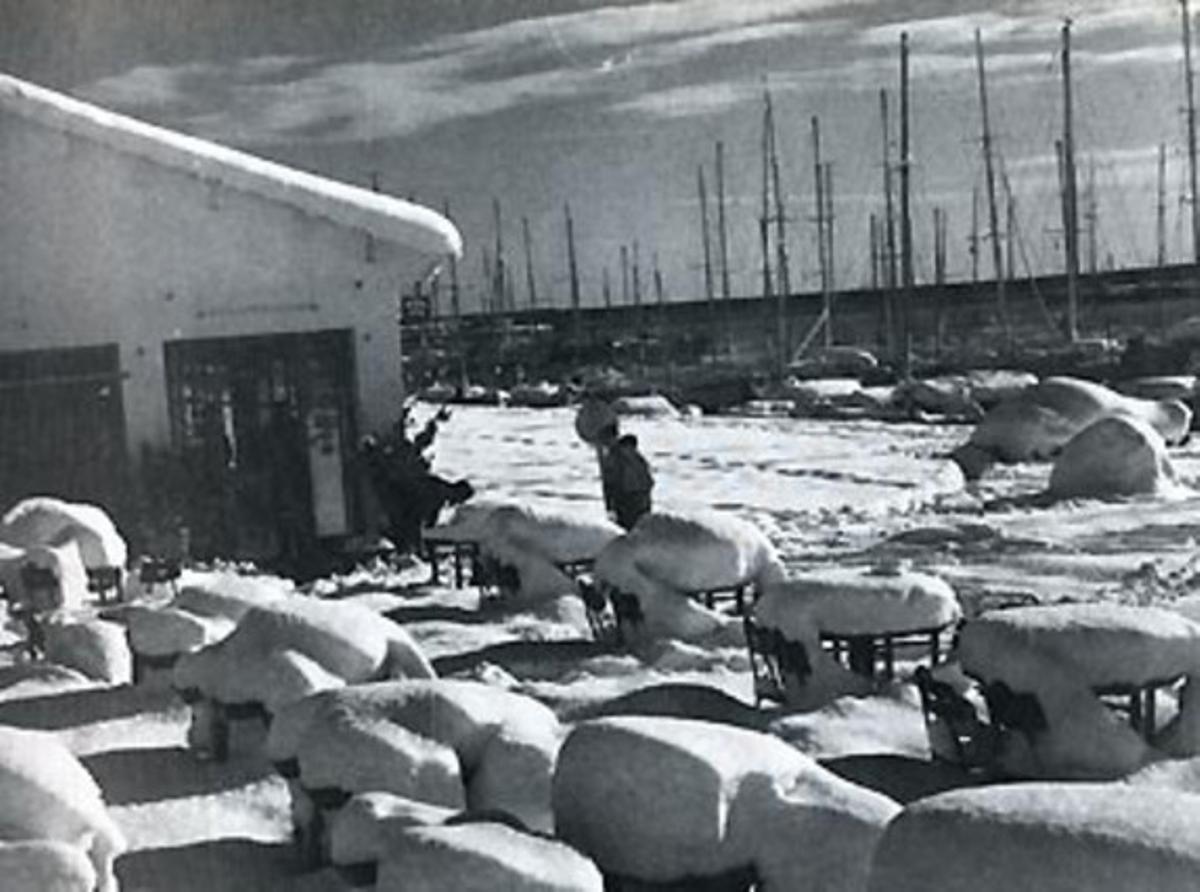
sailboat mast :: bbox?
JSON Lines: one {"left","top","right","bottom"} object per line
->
{"left": 767, "top": 90, "right": 790, "bottom": 372}
{"left": 1062, "top": 20, "right": 1080, "bottom": 342}
{"left": 759, "top": 96, "right": 774, "bottom": 312}
{"left": 899, "top": 31, "right": 914, "bottom": 374}
{"left": 492, "top": 198, "right": 507, "bottom": 313}
{"left": 975, "top": 28, "right": 1010, "bottom": 340}
{"left": 825, "top": 162, "right": 836, "bottom": 294}
{"left": 1158, "top": 143, "right": 1169, "bottom": 268}
{"left": 813, "top": 116, "right": 831, "bottom": 347}
{"left": 716, "top": 141, "right": 732, "bottom": 301}
{"left": 521, "top": 216, "right": 537, "bottom": 310}
{"left": 880, "top": 90, "right": 898, "bottom": 358}
{"left": 1183, "top": 0, "right": 1200, "bottom": 261}
{"left": 564, "top": 203, "right": 581, "bottom": 347}
{"left": 698, "top": 165, "right": 715, "bottom": 308}
{"left": 970, "top": 187, "right": 979, "bottom": 283}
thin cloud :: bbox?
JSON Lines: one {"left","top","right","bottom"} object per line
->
{"left": 77, "top": 0, "right": 866, "bottom": 143}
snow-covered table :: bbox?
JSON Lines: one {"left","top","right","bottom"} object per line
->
{"left": 958, "top": 603, "right": 1200, "bottom": 742}
{"left": 754, "top": 566, "right": 961, "bottom": 681}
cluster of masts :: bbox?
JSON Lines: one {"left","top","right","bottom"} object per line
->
{"left": 415, "top": 4, "right": 1200, "bottom": 375}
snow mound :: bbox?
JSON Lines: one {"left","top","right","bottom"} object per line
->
{"left": 867, "top": 782, "right": 1200, "bottom": 891}
{"left": 328, "top": 792, "right": 455, "bottom": 867}
{"left": 269, "top": 678, "right": 562, "bottom": 832}
{"left": 42, "top": 618, "right": 132, "bottom": 685}
{"left": 553, "top": 716, "right": 898, "bottom": 889}
{"left": 952, "top": 376, "right": 1192, "bottom": 479}
{"left": 376, "top": 822, "right": 604, "bottom": 892}
{"left": 297, "top": 709, "right": 464, "bottom": 810}
{"left": 0, "top": 840, "right": 97, "bottom": 892}
{"left": 0, "top": 726, "right": 126, "bottom": 892}
{"left": 0, "top": 497, "right": 127, "bottom": 570}
{"left": 1048, "top": 415, "right": 1185, "bottom": 500}
{"left": 173, "top": 597, "right": 404, "bottom": 710}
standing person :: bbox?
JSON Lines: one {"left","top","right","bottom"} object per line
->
{"left": 605, "top": 433, "right": 654, "bottom": 531}
{"left": 266, "top": 401, "right": 315, "bottom": 576}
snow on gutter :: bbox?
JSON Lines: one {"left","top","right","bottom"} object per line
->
{"left": 0, "top": 72, "right": 462, "bottom": 261}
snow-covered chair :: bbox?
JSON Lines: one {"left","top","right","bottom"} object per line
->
{"left": 743, "top": 614, "right": 811, "bottom": 706}
{"left": 0, "top": 726, "right": 126, "bottom": 892}
{"left": 265, "top": 678, "right": 562, "bottom": 867}
{"left": 867, "top": 783, "right": 1200, "bottom": 891}
{"left": 912, "top": 665, "right": 998, "bottom": 774}
{"left": 554, "top": 716, "right": 898, "bottom": 891}
{"left": 1, "top": 497, "right": 128, "bottom": 604}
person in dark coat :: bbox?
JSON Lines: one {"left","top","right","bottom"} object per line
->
{"left": 604, "top": 433, "right": 654, "bottom": 531}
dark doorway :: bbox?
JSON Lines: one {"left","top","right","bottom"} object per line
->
{"left": 164, "top": 330, "right": 358, "bottom": 563}
{"left": 0, "top": 344, "right": 130, "bottom": 522}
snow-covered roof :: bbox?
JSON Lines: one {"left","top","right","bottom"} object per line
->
{"left": 0, "top": 73, "right": 462, "bottom": 259}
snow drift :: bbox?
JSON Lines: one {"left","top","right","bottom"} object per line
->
{"left": 267, "top": 678, "right": 563, "bottom": 833}
{"left": 868, "top": 782, "right": 1200, "bottom": 891}
{"left": 951, "top": 376, "right": 1192, "bottom": 479}
{"left": 1048, "top": 414, "right": 1185, "bottom": 500}
{"left": 0, "top": 726, "right": 126, "bottom": 892}
{"left": 553, "top": 715, "right": 898, "bottom": 890}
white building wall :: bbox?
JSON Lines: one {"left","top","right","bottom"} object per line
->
{"left": 0, "top": 77, "right": 456, "bottom": 457}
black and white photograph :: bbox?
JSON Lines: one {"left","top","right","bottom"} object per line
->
{"left": 3, "top": 1, "right": 1200, "bottom": 889}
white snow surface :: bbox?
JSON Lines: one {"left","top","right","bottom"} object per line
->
{"left": 0, "top": 73, "right": 461, "bottom": 260}
{"left": 553, "top": 715, "right": 898, "bottom": 889}
{"left": 867, "top": 782, "right": 1200, "bottom": 891}
{"left": 12, "top": 407, "right": 1200, "bottom": 888}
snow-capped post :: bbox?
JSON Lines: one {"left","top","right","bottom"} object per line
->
{"left": 575, "top": 397, "right": 619, "bottom": 517}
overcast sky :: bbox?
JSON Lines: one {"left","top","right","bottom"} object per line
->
{"left": 1, "top": 0, "right": 1193, "bottom": 312}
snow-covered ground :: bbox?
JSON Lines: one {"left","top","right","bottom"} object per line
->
{"left": 8, "top": 403, "right": 1200, "bottom": 890}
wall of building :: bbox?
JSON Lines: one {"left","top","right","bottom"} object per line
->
{"left": 0, "top": 105, "right": 445, "bottom": 457}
